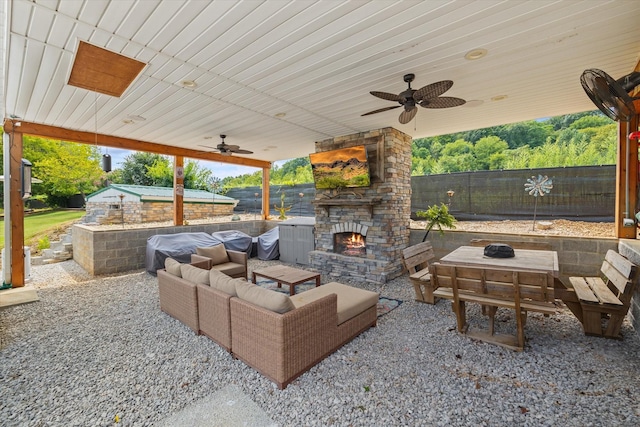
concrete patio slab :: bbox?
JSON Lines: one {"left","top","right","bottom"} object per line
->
{"left": 156, "top": 384, "right": 276, "bottom": 427}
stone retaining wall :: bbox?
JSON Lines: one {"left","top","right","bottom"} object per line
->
{"left": 86, "top": 201, "right": 236, "bottom": 225}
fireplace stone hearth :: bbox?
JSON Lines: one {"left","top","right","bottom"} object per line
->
{"left": 309, "top": 127, "right": 412, "bottom": 283}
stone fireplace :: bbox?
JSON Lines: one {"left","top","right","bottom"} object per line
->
{"left": 308, "top": 128, "right": 412, "bottom": 283}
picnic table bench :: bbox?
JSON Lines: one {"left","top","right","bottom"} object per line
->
{"left": 401, "top": 241, "right": 436, "bottom": 304}
{"left": 430, "top": 263, "right": 556, "bottom": 351}
{"left": 567, "top": 250, "right": 638, "bottom": 339}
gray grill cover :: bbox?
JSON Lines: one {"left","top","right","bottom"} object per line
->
{"left": 145, "top": 232, "right": 222, "bottom": 275}
{"left": 257, "top": 227, "right": 279, "bottom": 260}
{"left": 211, "top": 230, "right": 253, "bottom": 253}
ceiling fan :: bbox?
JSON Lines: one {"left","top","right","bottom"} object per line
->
{"left": 361, "top": 73, "right": 466, "bottom": 124}
{"left": 580, "top": 69, "right": 640, "bottom": 122}
{"left": 199, "top": 135, "right": 253, "bottom": 156}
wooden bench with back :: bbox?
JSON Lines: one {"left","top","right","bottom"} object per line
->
{"left": 401, "top": 241, "right": 437, "bottom": 304}
{"left": 430, "top": 263, "right": 556, "bottom": 351}
{"left": 568, "top": 250, "right": 638, "bottom": 339}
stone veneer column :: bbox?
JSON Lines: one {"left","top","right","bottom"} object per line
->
{"left": 309, "top": 127, "right": 412, "bottom": 283}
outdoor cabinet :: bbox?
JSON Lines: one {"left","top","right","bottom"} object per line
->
{"left": 278, "top": 218, "right": 315, "bottom": 265}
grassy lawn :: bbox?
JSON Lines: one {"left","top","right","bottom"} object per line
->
{"left": 0, "top": 210, "right": 85, "bottom": 250}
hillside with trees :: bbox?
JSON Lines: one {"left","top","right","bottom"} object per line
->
{"left": 220, "top": 110, "right": 616, "bottom": 189}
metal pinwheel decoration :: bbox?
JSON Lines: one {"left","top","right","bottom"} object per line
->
{"left": 524, "top": 175, "right": 553, "bottom": 230}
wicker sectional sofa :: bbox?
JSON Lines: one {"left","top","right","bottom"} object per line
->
{"left": 157, "top": 258, "right": 379, "bottom": 389}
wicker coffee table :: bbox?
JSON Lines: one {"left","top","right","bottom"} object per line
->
{"left": 251, "top": 265, "right": 321, "bottom": 296}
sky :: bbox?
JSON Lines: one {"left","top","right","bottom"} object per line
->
{"left": 104, "top": 147, "right": 288, "bottom": 180}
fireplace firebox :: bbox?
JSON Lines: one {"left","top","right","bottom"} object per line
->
{"left": 334, "top": 232, "right": 366, "bottom": 256}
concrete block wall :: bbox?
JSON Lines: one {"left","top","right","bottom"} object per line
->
{"left": 73, "top": 220, "right": 277, "bottom": 275}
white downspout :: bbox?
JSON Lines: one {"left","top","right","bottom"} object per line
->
{"left": 1, "top": 0, "right": 11, "bottom": 286}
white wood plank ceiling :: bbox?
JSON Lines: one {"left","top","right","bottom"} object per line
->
{"left": 3, "top": 0, "right": 640, "bottom": 163}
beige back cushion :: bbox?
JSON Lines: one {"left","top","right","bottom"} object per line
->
{"left": 196, "top": 244, "right": 229, "bottom": 265}
{"left": 209, "top": 269, "right": 238, "bottom": 296}
{"left": 164, "top": 258, "right": 182, "bottom": 277}
{"left": 236, "top": 282, "right": 295, "bottom": 314}
{"left": 180, "top": 264, "right": 210, "bottom": 285}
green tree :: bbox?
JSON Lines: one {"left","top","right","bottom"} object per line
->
{"left": 569, "top": 115, "right": 613, "bottom": 129}
{"left": 473, "top": 136, "right": 509, "bottom": 170}
{"left": 121, "top": 152, "right": 163, "bottom": 186}
{"left": 120, "top": 152, "right": 213, "bottom": 189}
{"left": 146, "top": 156, "right": 173, "bottom": 187}
{"left": 32, "top": 140, "right": 103, "bottom": 204}
{"left": 497, "top": 121, "right": 553, "bottom": 149}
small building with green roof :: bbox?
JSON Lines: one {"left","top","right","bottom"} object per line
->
{"left": 85, "top": 184, "right": 238, "bottom": 224}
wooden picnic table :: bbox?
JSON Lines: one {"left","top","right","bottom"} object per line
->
{"left": 439, "top": 245, "right": 559, "bottom": 278}
{"left": 434, "top": 245, "right": 561, "bottom": 350}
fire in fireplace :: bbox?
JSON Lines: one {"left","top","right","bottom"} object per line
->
{"left": 334, "top": 232, "right": 366, "bottom": 256}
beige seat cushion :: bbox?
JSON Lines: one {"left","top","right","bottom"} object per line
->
{"left": 164, "top": 258, "right": 182, "bottom": 277}
{"left": 209, "top": 269, "right": 238, "bottom": 296}
{"left": 196, "top": 244, "right": 229, "bottom": 265}
{"left": 180, "top": 264, "right": 210, "bottom": 285}
{"left": 236, "top": 282, "right": 295, "bottom": 314}
{"left": 290, "top": 282, "right": 378, "bottom": 325}
{"left": 211, "top": 262, "right": 245, "bottom": 277}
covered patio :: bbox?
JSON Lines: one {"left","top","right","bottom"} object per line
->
{"left": 2, "top": 1, "right": 640, "bottom": 424}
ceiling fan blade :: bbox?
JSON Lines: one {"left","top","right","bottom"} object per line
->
{"left": 413, "top": 80, "right": 453, "bottom": 101}
{"left": 361, "top": 105, "right": 402, "bottom": 116}
{"left": 370, "top": 91, "right": 402, "bottom": 102}
{"left": 231, "top": 148, "right": 253, "bottom": 154}
{"left": 398, "top": 106, "right": 418, "bottom": 124}
{"left": 419, "top": 96, "right": 466, "bottom": 108}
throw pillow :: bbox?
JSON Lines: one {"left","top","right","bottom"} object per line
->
{"left": 236, "top": 281, "right": 295, "bottom": 314}
{"left": 209, "top": 269, "right": 237, "bottom": 296}
{"left": 164, "top": 258, "right": 182, "bottom": 277}
{"left": 196, "top": 244, "right": 229, "bottom": 265}
{"left": 180, "top": 264, "right": 210, "bottom": 285}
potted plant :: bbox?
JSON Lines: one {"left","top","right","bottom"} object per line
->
{"left": 416, "top": 203, "right": 457, "bottom": 242}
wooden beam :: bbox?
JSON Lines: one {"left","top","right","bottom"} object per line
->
{"left": 262, "top": 168, "right": 270, "bottom": 219}
{"left": 2, "top": 119, "right": 271, "bottom": 169}
{"left": 615, "top": 117, "right": 638, "bottom": 238}
{"left": 9, "top": 130, "right": 25, "bottom": 287}
{"left": 173, "top": 156, "right": 184, "bottom": 226}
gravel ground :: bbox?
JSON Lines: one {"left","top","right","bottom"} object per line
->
{"left": 1, "top": 258, "right": 640, "bottom": 426}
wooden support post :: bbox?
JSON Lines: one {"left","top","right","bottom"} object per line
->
{"left": 9, "top": 130, "right": 25, "bottom": 287}
{"left": 262, "top": 167, "right": 270, "bottom": 219}
{"left": 173, "top": 156, "right": 184, "bottom": 226}
{"left": 615, "top": 117, "right": 638, "bottom": 238}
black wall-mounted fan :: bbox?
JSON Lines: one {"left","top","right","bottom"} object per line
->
{"left": 362, "top": 73, "right": 466, "bottom": 124}
{"left": 200, "top": 135, "right": 253, "bottom": 156}
{"left": 580, "top": 69, "right": 640, "bottom": 122}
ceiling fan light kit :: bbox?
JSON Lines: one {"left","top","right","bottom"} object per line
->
{"left": 362, "top": 73, "right": 466, "bottom": 124}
